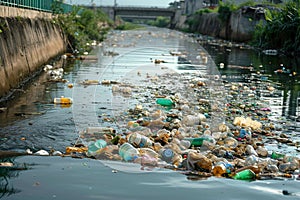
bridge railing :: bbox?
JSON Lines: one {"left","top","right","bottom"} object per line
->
{"left": 0, "top": 0, "right": 72, "bottom": 13}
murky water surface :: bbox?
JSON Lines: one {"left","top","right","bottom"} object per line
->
{"left": 0, "top": 26, "right": 300, "bottom": 200}
{"left": 1, "top": 27, "right": 299, "bottom": 153}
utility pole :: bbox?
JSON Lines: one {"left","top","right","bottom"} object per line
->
{"left": 113, "top": 0, "right": 117, "bottom": 22}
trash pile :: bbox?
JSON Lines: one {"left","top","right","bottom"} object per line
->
{"left": 59, "top": 69, "right": 300, "bottom": 181}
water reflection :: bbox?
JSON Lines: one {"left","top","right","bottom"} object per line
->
{"left": 0, "top": 156, "right": 28, "bottom": 198}
{"left": 202, "top": 43, "right": 300, "bottom": 120}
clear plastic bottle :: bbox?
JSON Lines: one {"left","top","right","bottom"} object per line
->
{"left": 256, "top": 146, "right": 268, "bottom": 157}
{"left": 139, "top": 148, "right": 159, "bottom": 158}
{"left": 128, "top": 132, "right": 153, "bottom": 148}
{"left": 85, "top": 127, "right": 115, "bottom": 135}
{"left": 246, "top": 145, "right": 258, "bottom": 156}
{"left": 224, "top": 137, "right": 238, "bottom": 149}
{"left": 86, "top": 139, "right": 107, "bottom": 157}
{"left": 119, "top": 143, "right": 140, "bottom": 162}
{"left": 278, "top": 162, "right": 299, "bottom": 173}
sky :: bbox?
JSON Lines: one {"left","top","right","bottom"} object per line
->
{"left": 65, "top": 0, "right": 175, "bottom": 8}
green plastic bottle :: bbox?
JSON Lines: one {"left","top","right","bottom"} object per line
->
{"left": 156, "top": 98, "right": 174, "bottom": 106}
{"left": 233, "top": 169, "right": 256, "bottom": 180}
{"left": 271, "top": 151, "right": 285, "bottom": 160}
{"left": 183, "top": 137, "right": 213, "bottom": 147}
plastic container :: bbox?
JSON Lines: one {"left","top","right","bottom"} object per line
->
{"left": 139, "top": 148, "right": 159, "bottom": 158}
{"left": 233, "top": 169, "right": 256, "bottom": 180}
{"left": 246, "top": 145, "right": 258, "bottom": 156}
{"left": 159, "top": 148, "right": 174, "bottom": 163}
{"left": 183, "top": 136, "right": 215, "bottom": 147}
{"left": 128, "top": 132, "right": 153, "bottom": 148}
{"left": 213, "top": 162, "right": 233, "bottom": 177}
{"left": 271, "top": 151, "right": 285, "bottom": 160}
{"left": 224, "top": 137, "right": 238, "bottom": 149}
{"left": 86, "top": 139, "right": 107, "bottom": 157}
{"left": 54, "top": 97, "right": 73, "bottom": 104}
{"left": 212, "top": 163, "right": 227, "bottom": 177}
{"left": 156, "top": 98, "right": 174, "bottom": 106}
{"left": 85, "top": 127, "right": 115, "bottom": 136}
{"left": 278, "top": 162, "right": 298, "bottom": 173}
{"left": 119, "top": 143, "right": 140, "bottom": 161}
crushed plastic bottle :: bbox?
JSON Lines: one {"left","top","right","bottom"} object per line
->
{"left": 156, "top": 98, "right": 174, "bottom": 106}
{"left": 224, "top": 137, "right": 238, "bottom": 149}
{"left": 246, "top": 145, "right": 258, "bottom": 156}
{"left": 87, "top": 139, "right": 107, "bottom": 157}
{"left": 119, "top": 143, "right": 140, "bottom": 162}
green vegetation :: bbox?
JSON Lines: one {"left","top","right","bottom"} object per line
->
{"left": 115, "top": 19, "right": 142, "bottom": 30}
{"left": 195, "top": 8, "right": 216, "bottom": 15}
{"left": 252, "top": 0, "right": 300, "bottom": 54}
{"left": 217, "top": 1, "right": 237, "bottom": 23}
{"left": 56, "top": 6, "right": 113, "bottom": 54}
{"left": 147, "top": 16, "right": 171, "bottom": 27}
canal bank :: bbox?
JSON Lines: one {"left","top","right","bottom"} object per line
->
{"left": 0, "top": 6, "right": 67, "bottom": 101}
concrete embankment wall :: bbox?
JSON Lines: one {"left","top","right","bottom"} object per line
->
{"left": 184, "top": 9, "right": 265, "bottom": 42}
{"left": 0, "top": 6, "right": 67, "bottom": 99}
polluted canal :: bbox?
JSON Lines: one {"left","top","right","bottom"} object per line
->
{"left": 0, "top": 26, "right": 300, "bottom": 200}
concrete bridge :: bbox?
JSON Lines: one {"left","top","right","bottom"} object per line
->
{"left": 90, "top": 6, "right": 178, "bottom": 28}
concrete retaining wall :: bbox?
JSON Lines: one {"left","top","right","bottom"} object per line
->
{"left": 0, "top": 7, "right": 67, "bottom": 99}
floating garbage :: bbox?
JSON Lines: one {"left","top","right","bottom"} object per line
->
{"left": 156, "top": 98, "right": 174, "bottom": 107}
{"left": 34, "top": 150, "right": 50, "bottom": 156}
{"left": 119, "top": 143, "right": 140, "bottom": 162}
{"left": 53, "top": 97, "right": 73, "bottom": 104}
{"left": 233, "top": 169, "right": 256, "bottom": 180}
{"left": 54, "top": 54, "right": 300, "bottom": 182}
{"left": 87, "top": 139, "right": 107, "bottom": 157}
{"left": 80, "top": 80, "right": 100, "bottom": 85}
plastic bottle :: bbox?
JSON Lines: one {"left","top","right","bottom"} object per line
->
{"left": 233, "top": 169, "right": 256, "bottom": 180}
{"left": 128, "top": 132, "right": 153, "bottom": 148}
{"left": 223, "top": 137, "right": 238, "bottom": 149}
{"left": 213, "top": 162, "right": 233, "bottom": 177}
{"left": 139, "top": 148, "right": 159, "bottom": 158}
{"left": 159, "top": 148, "right": 174, "bottom": 163}
{"left": 85, "top": 127, "right": 115, "bottom": 135}
{"left": 86, "top": 139, "right": 107, "bottom": 157}
{"left": 256, "top": 146, "right": 268, "bottom": 157}
{"left": 156, "top": 98, "right": 174, "bottom": 106}
{"left": 271, "top": 151, "right": 285, "bottom": 160}
{"left": 53, "top": 97, "right": 73, "bottom": 104}
{"left": 246, "top": 145, "right": 258, "bottom": 156}
{"left": 119, "top": 143, "right": 140, "bottom": 162}
{"left": 278, "top": 162, "right": 298, "bottom": 173}
{"left": 212, "top": 163, "right": 227, "bottom": 177}
{"left": 183, "top": 136, "right": 215, "bottom": 147}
